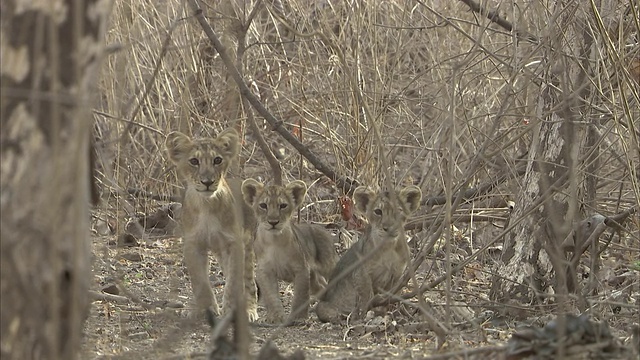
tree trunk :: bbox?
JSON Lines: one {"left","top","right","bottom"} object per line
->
{"left": 489, "top": 2, "right": 596, "bottom": 304}
{"left": 1, "top": 1, "right": 107, "bottom": 359}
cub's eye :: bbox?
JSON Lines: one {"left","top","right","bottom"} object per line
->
{"left": 259, "top": 203, "right": 267, "bottom": 210}
{"left": 279, "top": 203, "right": 288, "bottom": 209}
{"left": 213, "top": 156, "right": 223, "bottom": 165}
{"left": 189, "top": 158, "right": 199, "bottom": 166}
{"left": 374, "top": 209, "right": 383, "bottom": 216}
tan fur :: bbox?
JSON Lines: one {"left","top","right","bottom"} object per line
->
{"left": 165, "top": 129, "right": 258, "bottom": 321}
{"left": 315, "top": 185, "right": 422, "bottom": 324}
{"left": 241, "top": 179, "right": 338, "bottom": 324}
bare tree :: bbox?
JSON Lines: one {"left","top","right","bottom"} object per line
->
{"left": 1, "top": 1, "right": 108, "bottom": 359}
{"left": 489, "top": 1, "right": 636, "bottom": 304}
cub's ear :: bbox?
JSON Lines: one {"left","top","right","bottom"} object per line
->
{"left": 165, "top": 131, "right": 193, "bottom": 164}
{"left": 241, "top": 178, "right": 264, "bottom": 206}
{"left": 398, "top": 185, "right": 422, "bottom": 214}
{"left": 353, "top": 186, "right": 375, "bottom": 214}
{"left": 285, "top": 180, "right": 307, "bottom": 209}
{"left": 214, "top": 128, "right": 240, "bottom": 159}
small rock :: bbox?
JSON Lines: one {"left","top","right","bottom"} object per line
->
{"left": 101, "top": 284, "right": 119, "bottom": 295}
{"left": 120, "top": 253, "right": 143, "bottom": 262}
{"left": 128, "top": 331, "right": 150, "bottom": 340}
{"left": 117, "top": 233, "right": 139, "bottom": 247}
{"left": 364, "top": 310, "right": 375, "bottom": 321}
{"left": 94, "top": 218, "right": 115, "bottom": 236}
{"left": 256, "top": 340, "right": 305, "bottom": 360}
{"left": 166, "top": 301, "right": 185, "bottom": 309}
{"left": 161, "top": 258, "right": 176, "bottom": 265}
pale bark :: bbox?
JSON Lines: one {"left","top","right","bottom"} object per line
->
{"left": 0, "top": 1, "right": 108, "bottom": 359}
{"left": 489, "top": 1, "right": 596, "bottom": 303}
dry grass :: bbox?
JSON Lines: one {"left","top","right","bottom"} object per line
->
{"left": 87, "top": 0, "right": 639, "bottom": 358}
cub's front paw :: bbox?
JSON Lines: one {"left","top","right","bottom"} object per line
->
{"left": 187, "top": 306, "right": 219, "bottom": 325}
{"left": 347, "top": 307, "right": 366, "bottom": 323}
{"left": 284, "top": 317, "right": 307, "bottom": 327}
{"left": 247, "top": 306, "right": 259, "bottom": 322}
{"left": 285, "top": 308, "right": 309, "bottom": 325}
{"left": 263, "top": 311, "right": 285, "bottom": 324}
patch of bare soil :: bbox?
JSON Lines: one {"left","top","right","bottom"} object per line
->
{"left": 81, "top": 228, "right": 639, "bottom": 359}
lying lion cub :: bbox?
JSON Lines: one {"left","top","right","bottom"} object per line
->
{"left": 241, "top": 179, "right": 338, "bottom": 324}
{"left": 315, "top": 185, "right": 422, "bottom": 323}
{"left": 165, "top": 129, "right": 258, "bottom": 321}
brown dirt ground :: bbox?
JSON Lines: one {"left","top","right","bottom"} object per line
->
{"left": 81, "top": 225, "right": 639, "bottom": 359}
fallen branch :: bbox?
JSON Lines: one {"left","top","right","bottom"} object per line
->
{"left": 406, "top": 207, "right": 512, "bottom": 231}
{"left": 89, "top": 290, "right": 130, "bottom": 304}
{"left": 423, "top": 164, "right": 525, "bottom": 209}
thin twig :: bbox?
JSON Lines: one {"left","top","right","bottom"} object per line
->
{"left": 188, "top": 1, "right": 359, "bottom": 194}
{"left": 120, "top": 16, "right": 183, "bottom": 144}
{"left": 234, "top": 7, "right": 283, "bottom": 185}
{"left": 126, "top": 188, "right": 181, "bottom": 202}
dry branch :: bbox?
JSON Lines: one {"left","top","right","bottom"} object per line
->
{"left": 457, "top": 0, "right": 538, "bottom": 43}
{"left": 567, "top": 206, "right": 637, "bottom": 260}
{"left": 232, "top": 5, "right": 284, "bottom": 185}
{"left": 126, "top": 188, "right": 181, "bottom": 202}
{"left": 119, "top": 17, "right": 182, "bottom": 142}
{"left": 89, "top": 290, "right": 130, "bottom": 304}
{"left": 423, "top": 163, "right": 525, "bottom": 209}
{"left": 188, "top": 1, "right": 359, "bottom": 195}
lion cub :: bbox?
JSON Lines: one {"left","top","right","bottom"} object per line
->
{"left": 241, "top": 179, "right": 338, "bottom": 324}
{"left": 315, "top": 185, "right": 422, "bottom": 323}
{"left": 165, "top": 129, "right": 258, "bottom": 321}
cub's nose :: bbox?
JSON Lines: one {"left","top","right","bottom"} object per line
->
{"left": 268, "top": 220, "right": 279, "bottom": 227}
{"left": 201, "top": 180, "right": 214, "bottom": 188}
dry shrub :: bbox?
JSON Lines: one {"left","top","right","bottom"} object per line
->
{"left": 95, "top": 0, "right": 637, "bottom": 226}
{"left": 89, "top": 0, "right": 638, "bottom": 356}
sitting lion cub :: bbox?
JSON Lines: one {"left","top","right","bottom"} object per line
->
{"left": 165, "top": 129, "right": 258, "bottom": 321}
{"left": 315, "top": 185, "right": 422, "bottom": 323}
{"left": 241, "top": 179, "right": 338, "bottom": 324}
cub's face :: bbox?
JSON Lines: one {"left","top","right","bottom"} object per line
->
{"left": 353, "top": 185, "right": 422, "bottom": 240}
{"left": 165, "top": 129, "right": 239, "bottom": 194}
{"left": 241, "top": 179, "right": 307, "bottom": 232}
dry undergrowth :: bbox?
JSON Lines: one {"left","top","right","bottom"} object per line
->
{"left": 85, "top": 0, "right": 639, "bottom": 358}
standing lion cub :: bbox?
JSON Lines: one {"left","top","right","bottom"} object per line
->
{"left": 241, "top": 179, "right": 338, "bottom": 324}
{"left": 165, "top": 129, "right": 258, "bottom": 321}
{"left": 315, "top": 185, "right": 422, "bottom": 323}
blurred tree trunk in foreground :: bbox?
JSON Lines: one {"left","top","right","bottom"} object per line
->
{"left": 1, "top": 1, "right": 107, "bottom": 359}
{"left": 489, "top": 2, "right": 621, "bottom": 304}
